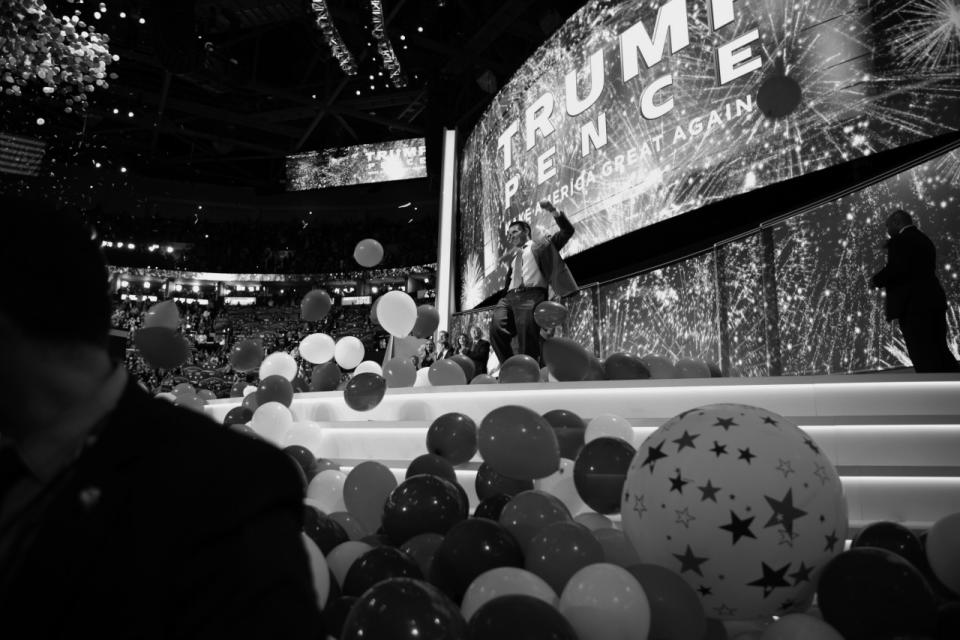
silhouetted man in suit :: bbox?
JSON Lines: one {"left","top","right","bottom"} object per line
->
{"left": 0, "top": 207, "right": 323, "bottom": 637}
{"left": 870, "top": 209, "right": 959, "bottom": 373}
{"left": 489, "top": 200, "right": 578, "bottom": 365}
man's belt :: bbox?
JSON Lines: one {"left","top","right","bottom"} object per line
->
{"left": 506, "top": 285, "right": 547, "bottom": 295}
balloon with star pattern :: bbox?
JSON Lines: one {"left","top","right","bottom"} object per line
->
{"left": 620, "top": 403, "right": 847, "bottom": 620}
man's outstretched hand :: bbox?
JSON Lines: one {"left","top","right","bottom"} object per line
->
{"left": 539, "top": 200, "right": 557, "bottom": 213}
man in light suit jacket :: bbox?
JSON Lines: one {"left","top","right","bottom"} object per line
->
{"left": 870, "top": 209, "right": 958, "bottom": 373}
{"left": 489, "top": 200, "right": 578, "bottom": 365}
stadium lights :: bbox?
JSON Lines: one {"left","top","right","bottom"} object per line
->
{"left": 127, "top": 243, "right": 135, "bottom": 250}
{"left": 143, "top": 282, "right": 151, "bottom": 289}
{"left": 166, "top": 246, "right": 174, "bottom": 253}
{"left": 192, "top": 285, "right": 200, "bottom": 293}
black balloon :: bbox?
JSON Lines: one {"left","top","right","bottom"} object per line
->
{"left": 474, "top": 493, "right": 512, "bottom": 521}
{"left": 453, "top": 481, "right": 470, "bottom": 519}
{"left": 429, "top": 518, "right": 524, "bottom": 602}
{"left": 426, "top": 413, "right": 478, "bottom": 465}
{"left": 475, "top": 462, "right": 533, "bottom": 501}
{"left": 302, "top": 505, "right": 348, "bottom": 554}
{"left": 343, "top": 372, "right": 387, "bottom": 411}
{"left": 382, "top": 475, "right": 466, "bottom": 545}
{"left": 341, "top": 578, "right": 467, "bottom": 640}
{"left": 342, "top": 546, "right": 423, "bottom": 597}
{"left": 310, "top": 362, "right": 341, "bottom": 391}
{"left": 817, "top": 547, "right": 937, "bottom": 640}
{"left": 284, "top": 445, "right": 319, "bottom": 481}
{"left": 852, "top": 521, "right": 926, "bottom": 569}
{"left": 468, "top": 594, "right": 578, "bottom": 639}
{"left": 323, "top": 596, "right": 358, "bottom": 640}
{"left": 223, "top": 406, "right": 253, "bottom": 426}
{"left": 406, "top": 453, "right": 458, "bottom": 484}
{"left": 542, "top": 409, "right": 586, "bottom": 460}
{"left": 573, "top": 437, "right": 636, "bottom": 514}
{"left": 603, "top": 352, "right": 650, "bottom": 380}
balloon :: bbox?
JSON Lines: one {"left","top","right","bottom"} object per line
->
{"left": 407, "top": 453, "right": 457, "bottom": 484}
{"left": 534, "top": 458, "right": 587, "bottom": 516}
{"left": 583, "top": 355, "right": 607, "bottom": 381}
{"left": 542, "top": 409, "right": 587, "bottom": 460}
{"left": 573, "top": 437, "right": 635, "bottom": 514}
{"left": 621, "top": 404, "right": 848, "bottom": 620}
{"left": 474, "top": 493, "right": 513, "bottom": 521}
{"left": 401, "top": 532, "right": 445, "bottom": 578}
{"left": 852, "top": 521, "right": 925, "bottom": 569}
{"left": 361, "top": 533, "right": 392, "bottom": 547}
{"left": 533, "top": 300, "right": 568, "bottom": 330}
{"left": 134, "top": 327, "right": 190, "bottom": 369}
{"left": 471, "top": 374, "right": 497, "bottom": 384}
{"left": 426, "top": 413, "right": 478, "bottom": 465}
{"left": 242, "top": 385, "right": 257, "bottom": 397}
{"left": 173, "top": 393, "right": 207, "bottom": 414}
{"left": 249, "top": 401, "right": 293, "bottom": 445}
{"left": 758, "top": 613, "right": 843, "bottom": 640}
{"left": 542, "top": 337, "right": 591, "bottom": 382}
{"left": 343, "top": 372, "right": 387, "bottom": 411}
{"left": 341, "top": 578, "right": 467, "bottom": 640}
{"left": 383, "top": 356, "right": 417, "bottom": 388}
{"left": 354, "top": 360, "right": 382, "bottom": 376}
{"left": 353, "top": 238, "right": 384, "bottom": 268}
{"left": 640, "top": 354, "right": 677, "bottom": 379}
{"left": 172, "top": 382, "right": 196, "bottom": 396}
{"left": 818, "top": 547, "right": 937, "bottom": 640}
{"left": 343, "top": 546, "right": 422, "bottom": 597}
{"left": 369, "top": 297, "right": 381, "bottom": 326}
{"left": 301, "top": 289, "right": 333, "bottom": 321}
{"left": 241, "top": 392, "right": 259, "bottom": 413}
{"left": 223, "top": 406, "right": 252, "bottom": 426}
{"left": 335, "top": 336, "right": 365, "bottom": 370}
{"left": 499, "top": 490, "right": 571, "bottom": 553}
{"left": 559, "top": 563, "right": 651, "bottom": 640}
{"left": 429, "top": 517, "right": 524, "bottom": 602}
{"left": 475, "top": 462, "right": 533, "bottom": 501}
{"left": 462, "top": 568, "right": 558, "bottom": 621}
{"left": 574, "top": 512, "right": 615, "bottom": 531}
{"left": 142, "top": 300, "right": 179, "bottom": 330}
{"left": 316, "top": 458, "right": 341, "bottom": 473}
{"left": 229, "top": 379, "right": 247, "bottom": 397}
{"left": 377, "top": 290, "right": 418, "bottom": 337}
{"left": 411, "top": 304, "right": 440, "bottom": 339}
{"left": 303, "top": 504, "right": 349, "bottom": 553}
{"left": 329, "top": 511, "right": 369, "bottom": 541}
{"left": 676, "top": 358, "right": 711, "bottom": 378}
{"left": 197, "top": 389, "right": 217, "bottom": 401}
{"left": 259, "top": 351, "right": 298, "bottom": 381}
{"left": 626, "top": 564, "right": 707, "bottom": 640}
{"left": 301, "top": 534, "right": 331, "bottom": 609}
{"left": 594, "top": 528, "right": 643, "bottom": 568}
{"left": 382, "top": 474, "right": 466, "bottom": 545}
{"left": 585, "top": 414, "right": 634, "bottom": 446}
{"left": 299, "top": 333, "right": 336, "bottom": 364}
{"left": 603, "top": 353, "right": 650, "bottom": 380}
{"left": 448, "top": 354, "right": 476, "bottom": 381}
{"left": 257, "top": 374, "right": 293, "bottom": 407}
{"left": 228, "top": 338, "right": 264, "bottom": 372}
{"left": 428, "top": 359, "right": 467, "bottom": 386}
{"left": 478, "top": 405, "right": 560, "bottom": 480}
{"left": 310, "top": 362, "right": 341, "bottom": 391}
{"left": 284, "top": 445, "right": 319, "bottom": 480}
{"left": 327, "top": 540, "right": 374, "bottom": 586}
{"left": 469, "top": 595, "right": 577, "bottom": 640}
{"left": 324, "top": 596, "right": 358, "bottom": 640}
{"left": 927, "top": 512, "right": 960, "bottom": 595}
{"left": 344, "top": 460, "right": 398, "bottom": 533}
{"left": 498, "top": 354, "right": 541, "bottom": 383}
{"left": 306, "top": 469, "right": 347, "bottom": 514}
{"left": 526, "top": 521, "right": 604, "bottom": 594}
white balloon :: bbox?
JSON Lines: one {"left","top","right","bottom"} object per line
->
{"left": 334, "top": 336, "right": 365, "bottom": 370}
{"left": 326, "top": 541, "right": 373, "bottom": 586}
{"left": 301, "top": 534, "right": 331, "bottom": 609}
{"left": 414, "top": 367, "right": 432, "bottom": 387}
{"left": 300, "top": 333, "right": 336, "bottom": 364}
{"left": 242, "top": 385, "right": 257, "bottom": 397}
{"left": 259, "top": 351, "right": 298, "bottom": 381}
{"left": 586, "top": 413, "right": 634, "bottom": 446}
{"left": 354, "top": 360, "right": 383, "bottom": 376}
{"left": 376, "top": 290, "right": 417, "bottom": 337}
{"left": 250, "top": 401, "right": 294, "bottom": 445}
{"left": 534, "top": 458, "right": 587, "bottom": 515}
{"left": 306, "top": 469, "right": 347, "bottom": 513}
{"left": 283, "top": 421, "right": 340, "bottom": 458}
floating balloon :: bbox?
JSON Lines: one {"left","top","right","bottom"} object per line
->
{"left": 301, "top": 534, "right": 331, "bottom": 610}
{"left": 526, "top": 521, "right": 604, "bottom": 594}
{"left": 344, "top": 460, "right": 398, "bottom": 533}
{"left": 559, "top": 563, "right": 651, "bottom": 640}
{"left": 228, "top": 339, "right": 263, "bottom": 372}
{"left": 479, "top": 405, "right": 560, "bottom": 480}
{"left": 259, "top": 351, "right": 298, "bottom": 381}
{"left": 429, "top": 359, "right": 467, "bottom": 386}
{"left": 383, "top": 356, "right": 417, "bottom": 388}
{"left": 335, "top": 336, "right": 365, "bottom": 370}
{"left": 542, "top": 337, "right": 591, "bottom": 382}
{"left": 249, "top": 401, "right": 293, "bottom": 445}
{"left": 461, "top": 568, "right": 559, "bottom": 622}
{"left": 927, "top": 512, "right": 960, "bottom": 595}
{"left": 626, "top": 564, "right": 707, "bottom": 640}
{"left": 134, "top": 327, "right": 190, "bottom": 369}
{"left": 407, "top": 453, "right": 457, "bottom": 484}
{"left": 852, "top": 521, "right": 926, "bottom": 570}
{"left": 585, "top": 414, "right": 634, "bottom": 446}
{"left": 327, "top": 541, "right": 374, "bottom": 586}
{"left": 353, "top": 238, "right": 384, "bottom": 268}
{"left": 475, "top": 462, "right": 533, "bottom": 501}
{"left": 573, "top": 437, "right": 635, "bottom": 514}
{"left": 401, "top": 532, "right": 445, "bottom": 579}
{"left": 382, "top": 474, "right": 466, "bottom": 545}
{"left": 430, "top": 517, "right": 524, "bottom": 602}
{"left": 448, "top": 354, "right": 476, "bottom": 381}
{"left": 257, "top": 374, "right": 293, "bottom": 407}
{"left": 543, "top": 409, "right": 587, "bottom": 460}
{"left": 426, "top": 413, "right": 478, "bottom": 466}
{"left": 377, "top": 290, "right": 418, "bottom": 337}
{"left": 142, "top": 300, "right": 179, "bottom": 330}
{"left": 241, "top": 391, "right": 259, "bottom": 413}
{"left": 343, "top": 546, "right": 422, "bottom": 597}
{"left": 340, "top": 578, "right": 467, "bottom": 640}
{"left": 343, "top": 372, "right": 386, "bottom": 411}
{"left": 533, "top": 300, "right": 567, "bottom": 330}
{"left": 411, "top": 304, "right": 440, "bottom": 339}
{"left": 300, "top": 333, "right": 336, "bottom": 364}
{"left": 603, "top": 353, "right": 650, "bottom": 380}
{"left": 369, "top": 297, "right": 381, "bottom": 326}
{"left": 499, "top": 490, "right": 571, "bottom": 553}
{"left": 354, "top": 360, "right": 382, "bottom": 376}
{"left": 303, "top": 504, "right": 349, "bottom": 554}
{"left": 640, "top": 354, "right": 677, "bottom": 379}
{"left": 310, "top": 361, "right": 341, "bottom": 391}
{"left": 499, "top": 354, "right": 541, "bottom": 383}
{"left": 675, "top": 358, "right": 711, "bottom": 378}
{"left": 301, "top": 289, "right": 333, "bottom": 321}
{"left": 306, "top": 469, "right": 347, "bottom": 514}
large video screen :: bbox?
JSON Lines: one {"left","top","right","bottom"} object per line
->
{"left": 287, "top": 138, "right": 426, "bottom": 190}
{"left": 457, "top": 0, "right": 960, "bottom": 309}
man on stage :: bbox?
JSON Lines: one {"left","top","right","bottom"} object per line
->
{"left": 870, "top": 209, "right": 959, "bottom": 373}
{"left": 489, "top": 200, "right": 578, "bottom": 366}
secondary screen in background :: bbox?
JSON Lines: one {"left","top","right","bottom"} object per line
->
{"left": 287, "top": 138, "right": 426, "bottom": 191}
{"left": 457, "top": 0, "right": 960, "bottom": 310}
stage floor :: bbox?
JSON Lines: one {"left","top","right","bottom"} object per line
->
{"left": 205, "top": 373, "right": 960, "bottom": 530}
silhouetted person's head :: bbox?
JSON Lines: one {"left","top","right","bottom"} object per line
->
{"left": 885, "top": 209, "right": 913, "bottom": 237}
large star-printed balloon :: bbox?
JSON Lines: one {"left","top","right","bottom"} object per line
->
{"left": 621, "top": 404, "right": 847, "bottom": 620}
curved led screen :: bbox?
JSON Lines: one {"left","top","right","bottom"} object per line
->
{"left": 457, "top": 0, "right": 960, "bottom": 309}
